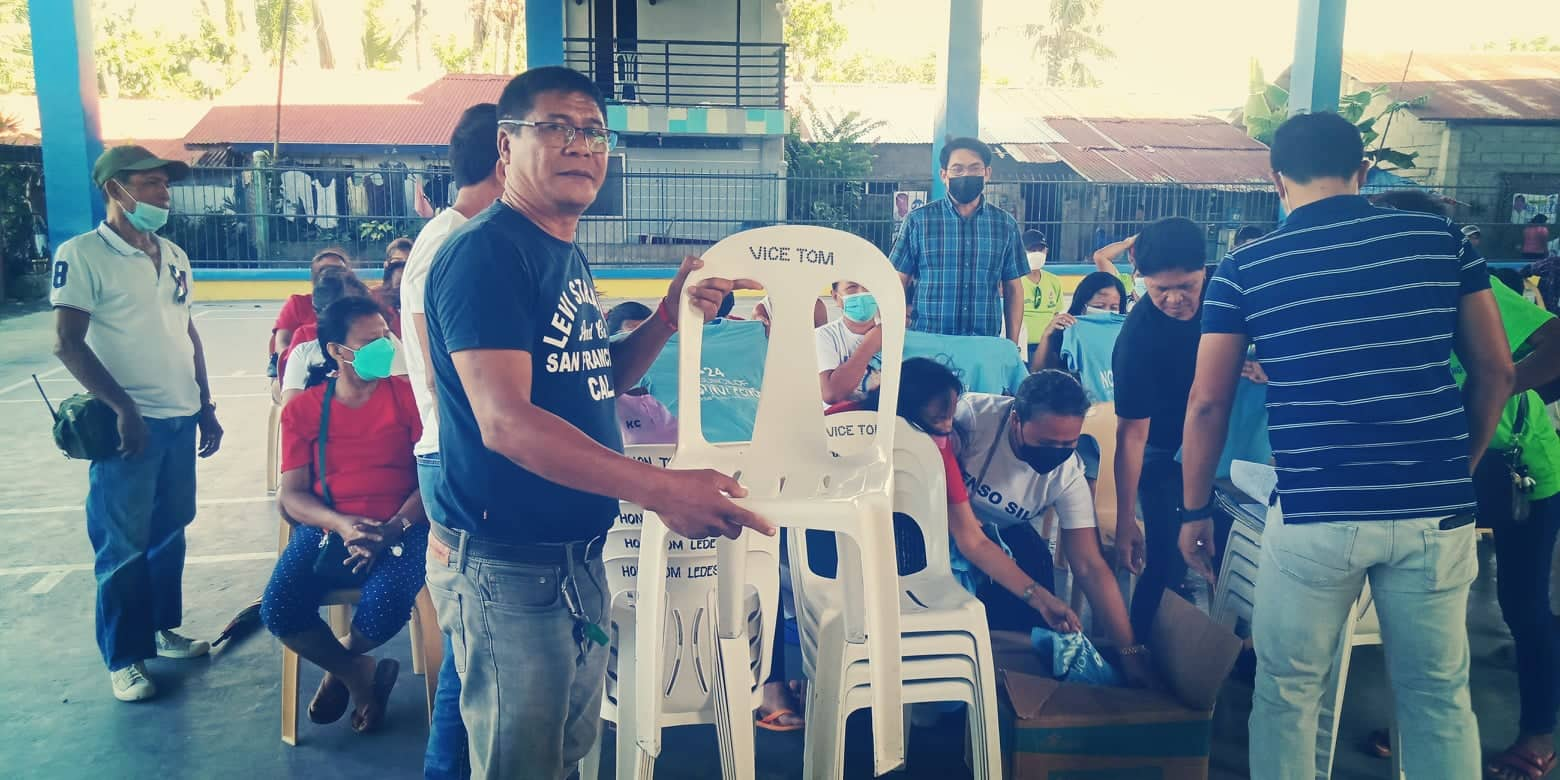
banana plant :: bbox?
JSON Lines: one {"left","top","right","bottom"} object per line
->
{"left": 1239, "top": 59, "right": 1429, "bottom": 171}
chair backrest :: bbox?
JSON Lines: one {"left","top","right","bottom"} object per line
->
{"left": 1081, "top": 402, "right": 1120, "bottom": 544}
{"left": 673, "top": 225, "right": 906, "bottom": 496}
{"left": 601, "top": 445, "right": 779, "bottom": 727}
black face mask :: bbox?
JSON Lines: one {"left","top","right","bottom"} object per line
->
{"left": 1010, "top": 422, "right": 1074, "bottom": 474}
{"left": 947, "top": 175, "right": 985, "bottom": 205}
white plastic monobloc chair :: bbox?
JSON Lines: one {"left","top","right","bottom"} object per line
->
{"left": 581, "top": 444, "right": 779, "bottom": 780}
{"left": 634, "top": 225, "right": 909, "bottom": 779}
{"left": 795, "top": 420, "right": 1003, "bottom": 779}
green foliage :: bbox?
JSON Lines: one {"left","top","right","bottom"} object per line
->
{"left": 783, "top": 0, "right": 849, "bottom": 82}
{"left": 785, "top": 102, "right": 883, "bottom": 230}
{"left": 1241, "top": 60, "right": 1428, "bottom": 172}
{"left": 0, "top": 0, "right": 31, "bottom": 94}
{"left": 1022, "top": 0, "right": 1114, "bottom": 87}
{"left": 819, "top": 52, "right": 939, "bottom": 84}
{"left": 256, "top": 0, "right": 311, "bottom": 66}
{"left": 361, "top": 0, "right": 406, "bottom": 70}
{"left": 1480, "top": 36, "right": 1560, "bottom": 52}
{"left": 359, "top": 219, "right": 397, "bottom": 243}
{"left": 432, "top": 33, "right": 474, "bottom": 73}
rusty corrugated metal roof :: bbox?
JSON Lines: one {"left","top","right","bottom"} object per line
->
{"left": 1343, "top": 52, "right": 1560, "bottom": 122}
{"left": 183, "top": 74, "right": 510, "bottom": 149}
{"left": 1038, "top": 117, "right": 1272, "bottom": 184}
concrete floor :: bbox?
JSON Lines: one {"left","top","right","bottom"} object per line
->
{"left": 0, "top": 299, "right": 1536, "bottom": 779}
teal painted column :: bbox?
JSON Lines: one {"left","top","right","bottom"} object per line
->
{"left": 1289, "top": 0, "right": 1347, "bottom": 115}
{"left": 30, "top": 0, "right": 104, "bottom": 254}
{"left": 931, "top": 0, "right": 982, "bottom": 201}
{"left": 527, "top": 0, "right": 565, "bottom": 69}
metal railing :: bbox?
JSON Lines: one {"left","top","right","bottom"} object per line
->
{"left": 563, "top": 37, "right": 786, "bottom": 109}
{"left": 6, "top": 162, "right": 1530, "bottom": 273}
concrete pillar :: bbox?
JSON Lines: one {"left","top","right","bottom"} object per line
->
{"left": 931, "top": 0, "right": 982, "bottom": 201}
{"left": 1289, "top": 0, "right": 1347, "bottom": 116}
{"left": 527, "top": 0, "right": 565, "bottom": 69}
{"left": 29, "top": 0, "right": 105, "bottom": 254}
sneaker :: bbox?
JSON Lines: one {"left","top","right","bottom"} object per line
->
{"left": 155, "top": 629, "right": 210, "bottom": 659}
{"left": 110, "top": 663, "right": 157, "bottom": 702}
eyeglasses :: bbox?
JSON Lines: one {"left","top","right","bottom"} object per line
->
{"left": 499, "top": 119, "right": 619, "bottom": 153}
{"left": 946, "top": 164, "right": 987, "bottom": 177}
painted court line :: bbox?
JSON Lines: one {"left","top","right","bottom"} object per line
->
{"left": 0, "top": 495, "right": 273, "bottom": 517}
{"left": 1, "top": 551, "right": 275, "bottom": 579}
{"left": 27, "top": 570, "right": 69, "bottom": 594}
{"left": 0, "top": 365, "right": 64, "bottom": 397}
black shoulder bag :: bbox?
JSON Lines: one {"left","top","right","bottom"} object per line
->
{"left": 1474, "top": 393, "right": 1538, "bottom": 526}
{"left": 311, "top": 379, "right": 371, "bottom": 587}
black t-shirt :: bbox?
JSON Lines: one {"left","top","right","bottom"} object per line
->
{"left": 1111, "top": 296, "right": 1200, "bottom": 454}
{"left": 425, "top": 202, "right": 623, "bottom": 544}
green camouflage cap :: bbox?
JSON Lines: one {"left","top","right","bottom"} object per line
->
{"left": 92, "top": 145, "right": 191, "bottom": 188}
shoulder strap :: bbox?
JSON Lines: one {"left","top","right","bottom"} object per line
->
{"left": 975, "top": 400, "right": 1013, "bottom": 488}
{"left": 1514, "top": 391, "right": 1529, "bottom": 439}
{"left": 317, "top": 379, "right": 335, "bottom": 508}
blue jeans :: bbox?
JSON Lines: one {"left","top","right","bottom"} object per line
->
{"left": 1250, "top": 505, "right": 1481, "bottom": 780}
{"left": 419, "top": 454, "right": 470, "bottom": 780}
{"left": 425, "top": 524, "right": 609, "bottom": 780}
{"left": 86, "top": 414, "right": 198, "bottom": 671}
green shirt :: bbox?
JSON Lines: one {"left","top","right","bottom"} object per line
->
{"left": 1021, "top": 271, "right": 1065, "bottom": 344}
{"left": 1450, "top": 282, "right": 1560, "bottom": 500}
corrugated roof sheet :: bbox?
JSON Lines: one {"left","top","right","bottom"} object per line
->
{"left": 183, "top": 73, "right": 510, "bottom": 149}
{"left": 0, "top": 95, "right": 211, "bottom": 162}
{"left": 1040, "top": 117, "right": 1272, "bottom": 184}
{"left": 1343, "top": 52, "right": 1560, "bottom": 122}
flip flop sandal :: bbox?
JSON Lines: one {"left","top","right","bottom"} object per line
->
{"left": 308, "top": 675, "right": 350, "bottom": 724}
{"left": 351, "top": 659, "right": 400, "bottom": 734}
{"left": 1486, "top": 745, "right": 1558, "bottom": 780}
{"left": 755, "top": 709, "right": 804, "bottom": 733}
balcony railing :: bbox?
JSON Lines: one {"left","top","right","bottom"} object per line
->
{"left": 563, "top": 38, "right": 786, "bottom": 109}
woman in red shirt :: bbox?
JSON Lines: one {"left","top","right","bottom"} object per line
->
{"left": 1522, "top": 214, "right": 1552, "bottom": 260}
{"left": 270, "top": 248, "right": 352, "bottom": 373}
{"left": 261, "top": 295, "right": 426, "bottom": 734}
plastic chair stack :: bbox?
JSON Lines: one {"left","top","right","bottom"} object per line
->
{"left": 581, "top": 444, "right": 780, "bottom": 780}
{"left": 793, "top": 419, "right": 1003, "bottom": 778}
{"left": 634, "top": 225, "right": 909, "bottom": 778}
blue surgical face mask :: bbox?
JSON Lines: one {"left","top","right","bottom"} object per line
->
{"left": 113, "top": 181, "right": 170, "bottom": 233}
{"left": 1084, "top": 305, "right": 1112, "bottom": 315}
{"left": 1133, "top": 276, "right": 1148, "bottom": 299}
{"left": 842, "top": 292, "right": 878, "bottom": 323}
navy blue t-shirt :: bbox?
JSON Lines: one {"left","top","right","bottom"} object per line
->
{"left": 424, "top": 202, "right": 623, "bottom": 544}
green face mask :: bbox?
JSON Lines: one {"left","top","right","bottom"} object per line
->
{"left": 339, "top": 337, "right": 396, "bottom": 381}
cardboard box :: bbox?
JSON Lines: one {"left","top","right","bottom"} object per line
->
{"left": 991, "top": 593, "right": 1242, "bottom": 780}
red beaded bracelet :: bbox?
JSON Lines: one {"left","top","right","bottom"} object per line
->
{"left": 655, "top": 297, "right": 677, "bottom": 331}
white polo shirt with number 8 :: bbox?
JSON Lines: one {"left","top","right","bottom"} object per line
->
{"left": 48, "top": 223, "right": 199, "bottom": 420}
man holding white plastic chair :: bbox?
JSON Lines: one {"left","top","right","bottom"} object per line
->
{"left": 422, "top": 67, "right": 774, "bottom": 779}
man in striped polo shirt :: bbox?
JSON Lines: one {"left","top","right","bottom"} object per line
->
{"left": 1177, "top": 112, "right": 1514, "bottom": 779}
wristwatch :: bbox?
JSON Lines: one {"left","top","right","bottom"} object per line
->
{"left": 1178, "top": 501, "right": 1214, "bottom": 524}
{"left": 388, "top": 515, "right": 414, "bottom": 558}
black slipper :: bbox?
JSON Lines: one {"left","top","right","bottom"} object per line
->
{"left": 308, "top": 675, "right": 350, "bottom": 724}
{"left": 351, "top": 659, "right": 399, "bottom": 734}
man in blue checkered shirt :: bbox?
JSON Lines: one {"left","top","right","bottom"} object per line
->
{"left": 890, "top": 137, "right": 1029, "bottom": 349}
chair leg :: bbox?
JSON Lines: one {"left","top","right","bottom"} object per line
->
{"left": 411, "top": 588, "right": 443, "bottom": 723}
{"left": 329, "top": 604, "right": 351, "bottom": 638}
{"left": 266, "top": 403, "right": 280, "bottom": 495}
{"left": 281, "top": 646, "right": 300, "bottom": 746}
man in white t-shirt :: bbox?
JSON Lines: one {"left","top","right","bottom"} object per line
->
{"left": 951, "top": 371, "right": 1154, "bottom": 686}
{"left": 399, "top": 103, "right": 504, "bottom": 780}
{"left": 50, "top": 146, "right": 226, "bottom": 703}
{"left": 816, "top": 280, "right": 883, "bottom": 405}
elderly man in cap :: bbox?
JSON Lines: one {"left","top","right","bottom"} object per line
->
{"left": 50, "top": 145, "right": 224, "bottom": 702}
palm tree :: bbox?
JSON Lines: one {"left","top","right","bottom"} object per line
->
{"left": 1023, "top": 0, "right": 1113, "bottom": 88}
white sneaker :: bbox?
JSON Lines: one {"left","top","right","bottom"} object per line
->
{"left": 110, "top": 663, "right": 157, "bottom": 702}
{"left": 155, "top": 629, "right": 210, "bottom": 659}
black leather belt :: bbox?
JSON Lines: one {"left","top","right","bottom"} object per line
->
{"left": 430, "top": 522, "right": 602, "bottom": 565}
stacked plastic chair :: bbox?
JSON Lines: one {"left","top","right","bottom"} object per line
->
{"left": 581, "top": 443, "right": 779, "bottom": 780}
{"left": 794, "top": 419, "right": 1004, "bottom": 778}
{"left": 634, "top": 225, "right": 910, "bottom": 778}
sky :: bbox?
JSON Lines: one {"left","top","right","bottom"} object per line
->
{"left": 88, "top": 0, "right": 1558, "bottom": 111}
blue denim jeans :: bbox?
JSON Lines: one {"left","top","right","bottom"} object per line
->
{"left": 86, "top": 414, "right": 198, "bottom": 671}
{"left": 1250, "top": 505, "right": 1481, "bottom": 780}
{"left": 425, "top": 524, "right": 609, "bottom": 780}
{"left": 418, "top": 454, "right": 470, "bottom": 780}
